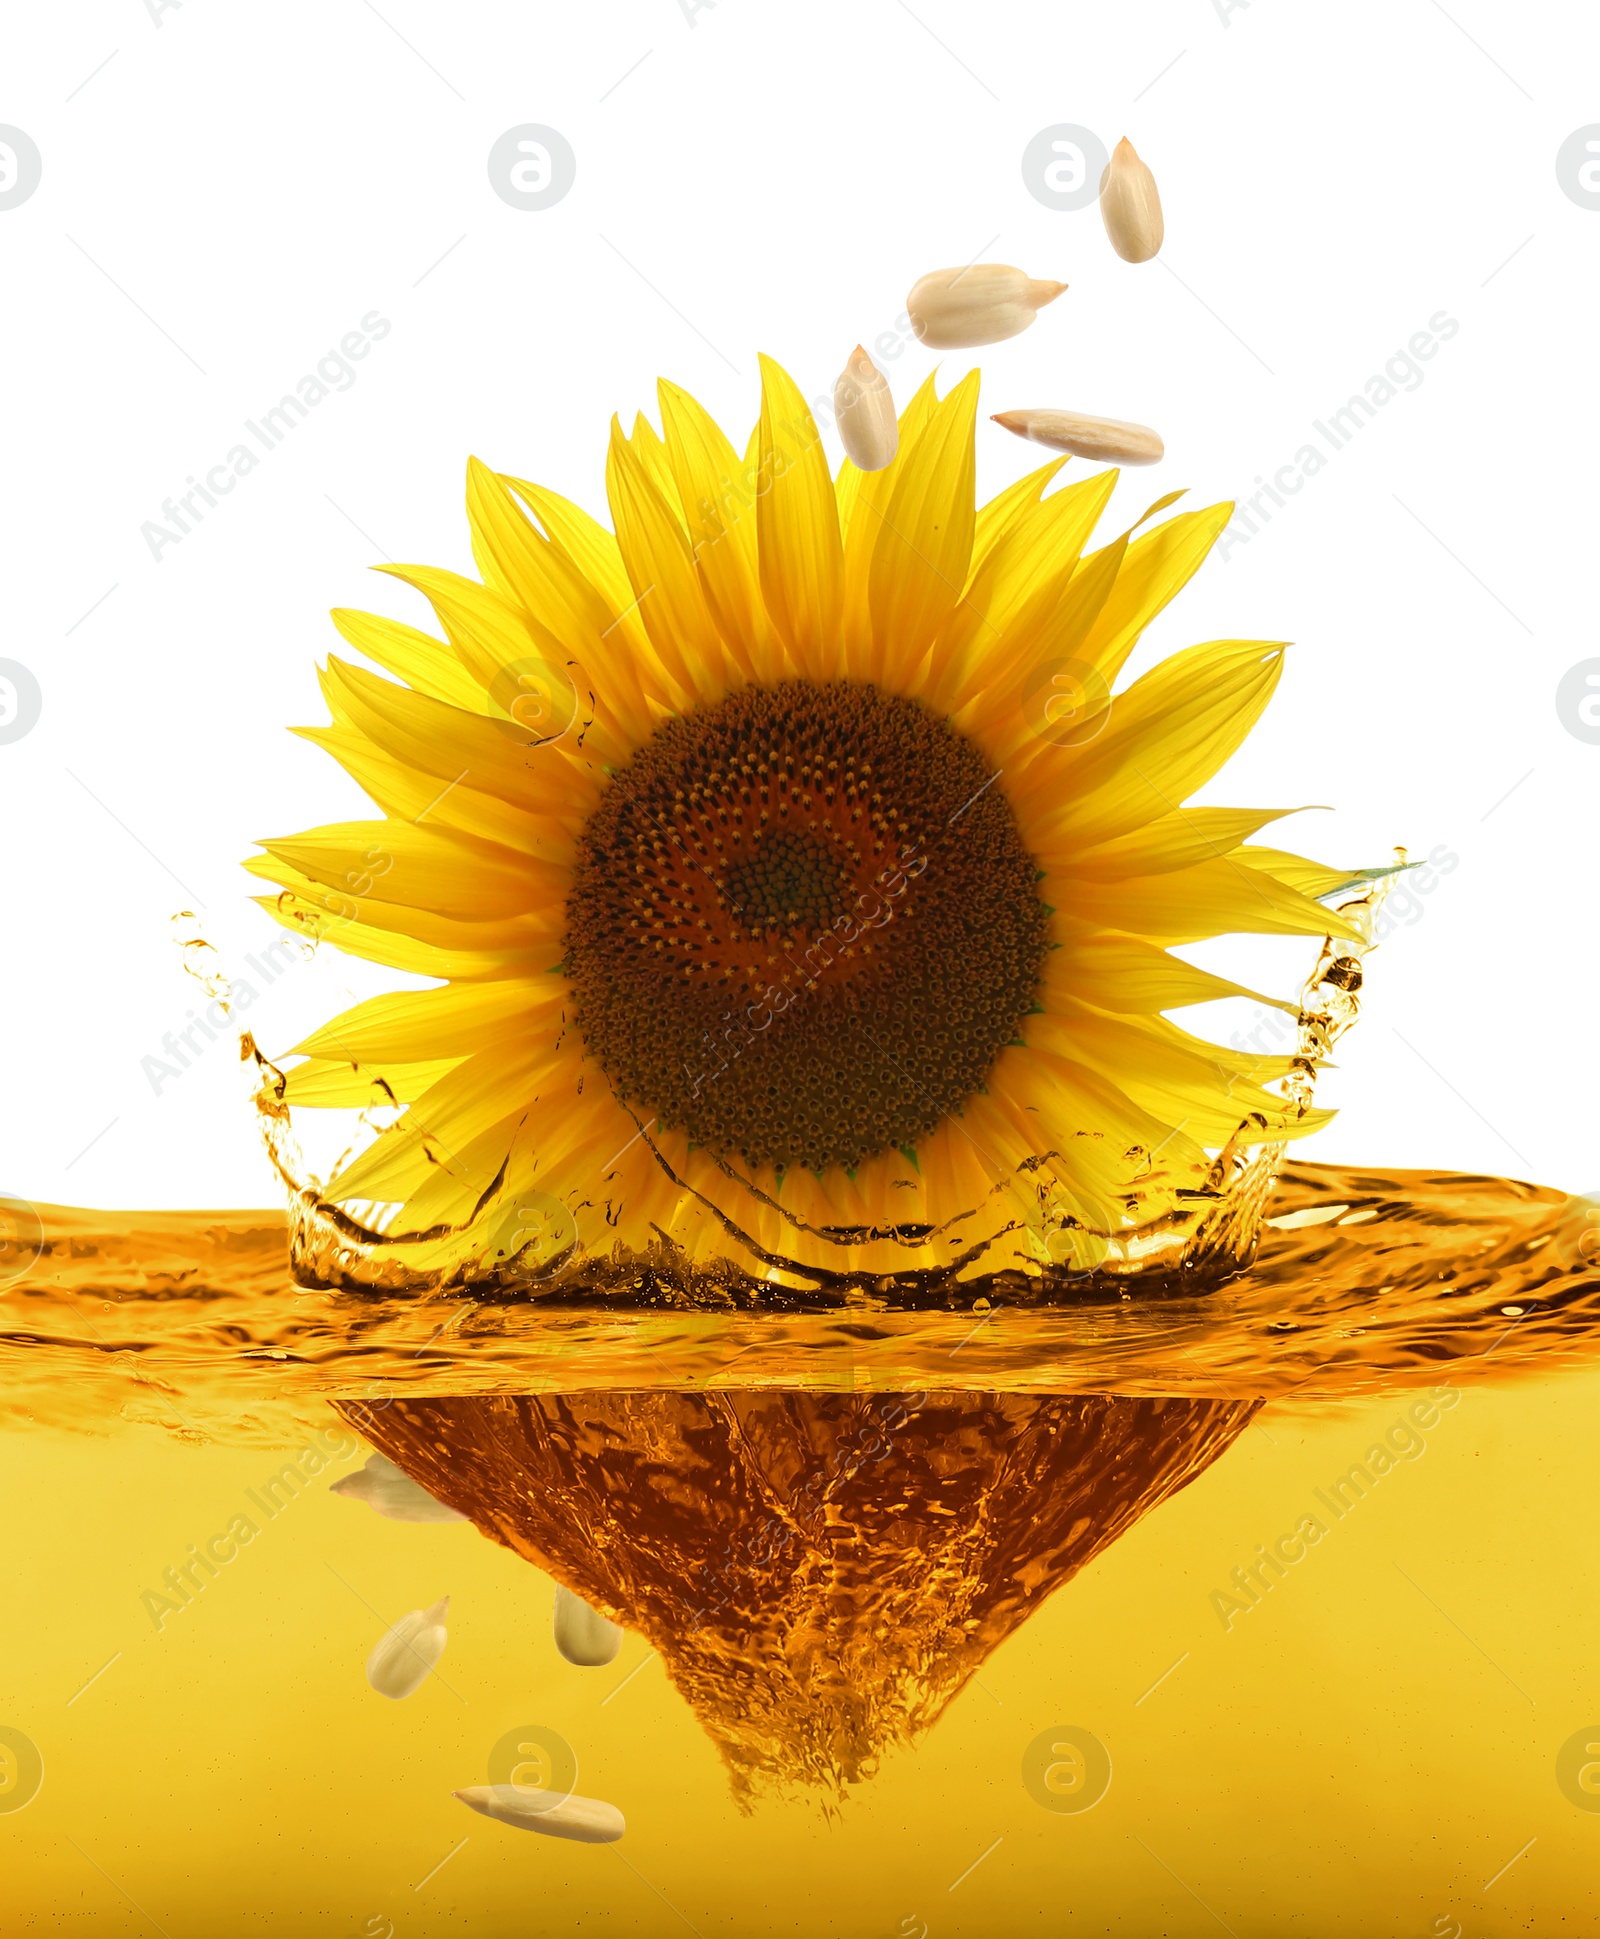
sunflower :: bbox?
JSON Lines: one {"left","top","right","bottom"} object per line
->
{"left": 249, "top": 357, "right": 1367, "bottom": 1291}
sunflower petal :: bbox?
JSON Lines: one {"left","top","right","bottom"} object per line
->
{"left": 255, "top": 819, "right": 558, "bottom": 921}
{"left": 841, "top": 369, "right": 941, "bottom": 660}
{"left": 935, "top": 469, "right": 1120, "bottom": 712}
{"left": 502, "top": 478, "right": 638, "bottom": 627}
{"left": 244, "top": 852, "right": 558, "bottom": 953}
{"left": 328, "top": 1041, "right": 575, "bottom": 1201}
{"left": 319, "top": 656, "right": 592, "bottom": 816}
{"left": 293, "top": 726, "right": 572, "bottom": 859}
{"left": 1239, "top": 846, "right": 1391, "bottom": 901}
{"left": 970, "top": 456, "right": 1070, "bottom": 570}
{"left": 627, "top": 412, "right": 685, "bottom": 516}
{"left": 1048, "top": 806, "right": 1305, "bottom": 880}
{"left": 1037, "top": 1003, "right": 1301, "bottom": 1136}
{"left": 865, "top": 368, "right": 979, "bottom": 683}
{"left": 330, "top": 608, "right": 489, "bottom": 713}
{"left": 293, "top": 980, "right": 562, "bottom": 1061}
{"left": 249, "top": 892, "right": 548, "bottom": 982}
{"left": 658, "top": 378, "right": 773, "bottom": 682}
{"left": 463, "top": 458, "right": 649, "bottom": 746}
{"left": 756, "top": 353, "right": 844, "bottom": 676}
{"left": 1077, "top": 501, "right": 1234, "bottom": 685}
{"left": 605, "top": 417, "right": 725, "bottom": 703}
{"left": 1046, "top": 930, "right": 1300, "bottom": 1015}
{"left": 1027, "top": 640, "right": 1289, "bottom": 850}
{"left": 1062, "top": 855, "right": 1364, "bottom": 944}
{"left": 281, "top": 1057, "right": 465, "bottom": 1107}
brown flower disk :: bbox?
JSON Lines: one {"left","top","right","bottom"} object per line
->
{"left": 564, "top": 682, "right": 1049, "bottom": 1172}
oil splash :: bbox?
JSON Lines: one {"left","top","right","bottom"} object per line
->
{"left": 253, "top": 864, "right": 1409, "bottom": 1304}
{"left": 4, "top": 1166, "right": 1598, "bottom": 1440}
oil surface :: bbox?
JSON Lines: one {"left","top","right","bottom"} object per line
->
{"left": 4, "top": 1165, "right": 1596, "bottom": 1429}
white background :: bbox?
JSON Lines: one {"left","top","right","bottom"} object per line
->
{"left": 1, "top": 0, "right": 1594, "bottom": 1210}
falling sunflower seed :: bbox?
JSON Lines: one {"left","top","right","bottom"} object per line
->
{"left": 991, "top": 408, "right": 1164, "bottom": 467}
{"left": 1099, "top": 137, "right": 1164, "bottom": 264}
{"left": 365, "top": 1595, "right": 450, "bottom": 1700}
{"left": 330, "top": 1453, "right": 467, "bottom": 1525}
{"left": 906, "top": 264, "right": 1066, "bottom": 349}
{"left": 454, "top": 1784, "right": 626, "bottom": 1844}
{"left": 833, "top": 344, "right": 898, "bottom": 472}
{"left": 553, "top": 1584, "right": 623, "bottom": 1667}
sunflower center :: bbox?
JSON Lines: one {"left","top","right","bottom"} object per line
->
{"left": 722, "top": 829, "right": 849, "bottom": 938}
{"left": 564, "top": 681, "right": 1049, "bottom": 1174}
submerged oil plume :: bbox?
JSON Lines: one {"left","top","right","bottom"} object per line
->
{"left": 340, "top": 1389, "right": 1258, "bottom": 1803}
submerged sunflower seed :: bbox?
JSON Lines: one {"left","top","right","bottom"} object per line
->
{"left": 991, "top": 408, "right": 1164, "bottom": 467}
{"left": 365, "top": 1595, "right": 449, "bottom": 1700}
{"left": 1099, "top": 136, "right": 1164, "bottom": 263}
{"left": 553, "top": 1584, "right": 623, "bottom": 1667}
{"left": 330, "top": 1453, "right": 467, "bottom": 1524}
{"left": 833, "top": 344, "right": 898, "bottom": 472}
{"left": 454, "top": 1784, "right": 626, "bottom": 1844}
{"left": 906, "top": 264, "right": 1067, "bottom": 349}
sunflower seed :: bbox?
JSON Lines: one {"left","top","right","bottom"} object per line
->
{"left": 365, "top": 1595, "right": 449, "bottom": 1700}
{"left": 330, "top": 1453, "right": 467, "bottom": 1524}
{"left": 991, "top": 409, "right": 1164, "bottom": 467}
{"left": 1099, "top": 137, "right": 1164, "bottom": 263}
{"left": 553, "top": 1584, "right": 623, "bottom": 1666}
{"left": 906, "top": 264, "right": 1067, "bottom": 349}
{"left": 454, "top": 1784, "right": 626, "bottom": 1844}
{"left": 833, "top": 344, "right": 898, "bottom": 472}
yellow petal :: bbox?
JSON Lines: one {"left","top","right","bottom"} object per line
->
{"left": 756, "top": 353, "right": 844, "bottom": 677}
{"left": 1077, "top": 501, "right": 1234, "bottom": 685}
{"left": 329, "top": 1041, "right": 579, "bottom": 1202}
{"left": 934, "top": 469, "right": 1120, "bottom": 713}
{"left": 840, "top": 369, "right": 941, "bottom": 660}
{"left": 1045, "top": 930, "right": 1299, "bottom": 1015}
{"left": 293, "top": 979, "right": 562, "bottom": 1061}
{"left": 1060, "top": 854, "right": 1364, "bottom": 944}
{"left": 864, "top": 368, "right": 979, "bottom": 684}
{"left": 605, "top": 417, "right": 725, "bottom": 703}
{"left": 657, "top": 378, "right": 775, "bottom": 683}
{"left": 957, "top": 536, "right": 1129, "bottom": 771}
{"left": 293, "top": 726, "right": 573, "bottom": 860}
{"left": 245, "top": 852, "right": 557, "bottom": 953}
{"left": 255, "top": 819, "right": 558, "bottom": 921}
{"left": 503, "top": 478, "right": 638, "bottom": 626}
{"left": 249, "top": 892, "right": 545, "bottom": 982}
{"left": 375, "top": 561, "right": 577, "bottom": 732}
{"left": 970, "top": 455, "right": 1070, "bottom": 570}
{"left": 627, "top": 411, "right": 685, "bottom": 517}
{"left": 1047, "top": 806, "right": 1303, "bottom": 880}
{"left": 1238, "top": 846, "right": 1385, "bottom": 900}
{"left": 463, "top": 459, "right": 649, "bottom": 749}
{"left": 281, "top": 1057, "right": 465, "bottom": 1108}
{"left": 330, "top": 608, "right": 488, "bottom": 713}
{"left": 1025, "top": 640, "right": 1288, "bottom": 850}
{"left": 319, "top": 656, "right": 596, "bottom": 818}
{"left": 1036, "top": 1001, "right": 1301, "bottom": 1132}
